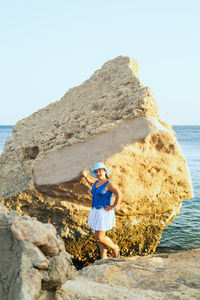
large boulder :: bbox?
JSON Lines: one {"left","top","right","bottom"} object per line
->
{"left": 0, "top": 56, "right": 193, "bottom": 262}
{"left": 0, "top": 204, "right": 77, "bottom": 300}
{"left": 56, "top": 248, "right": 200, "bottom": 299}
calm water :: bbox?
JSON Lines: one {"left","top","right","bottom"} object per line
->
{"left": 158, "top": 126, "right": 200, "bottom": 252}
{"left": 0, "top": 126, "right": 13, "bottom": 153}
{"left": 0, "top": 125, "right": 199, "bottom": 251}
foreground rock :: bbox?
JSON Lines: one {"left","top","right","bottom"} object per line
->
{"left": 11, "top": 218, "right": 60, "bottom": 256}
{"left": 56, "top": 248, "right": 200, "bottom": 300}
{"left": 0, "top": 56, "right": 193, "bottom": 262}
{"left": 0, "top": 204, "right": 77, "bottom": 300}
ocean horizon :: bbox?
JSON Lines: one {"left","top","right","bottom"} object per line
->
{"left": 0, "top": 124, "right": 199, "bottom": 252}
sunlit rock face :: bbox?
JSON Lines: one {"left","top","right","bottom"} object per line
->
{"left": 0, "top": 56, "right": 193, "bottom": 261}
{"left": 56, "top": 249, "right": 200, "bottom": 300}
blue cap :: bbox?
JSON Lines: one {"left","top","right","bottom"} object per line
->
{"left": 90, "top": 162, "right": 111, "bottom": 178}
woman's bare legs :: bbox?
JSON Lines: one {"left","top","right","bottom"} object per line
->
{"left": 98, "top": 242, "right": 108, "bottom": 259}
{"left": 95, "top": 231, "right": 119, "bottom": 258}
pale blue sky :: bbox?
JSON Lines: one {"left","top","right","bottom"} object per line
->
{"left": 0, "top": 0, "right": 199, "bottom": 125}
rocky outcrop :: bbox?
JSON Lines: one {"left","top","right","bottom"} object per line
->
{"left": 0, "top": 204, "right": 77, "bottom": 300}
{"left": 0, "top": 56, "right": 193, "bottom": 262}
{"left": 11, "top": 218, "right": 61, "bottom": 256}
{"left": 56, "top": 248, "right": 200, "bottom": 300}
{"left": 1, "top": 203, "right": 199, "bottom": 300}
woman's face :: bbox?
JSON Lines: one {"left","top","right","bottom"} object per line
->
{"left": 94, "top": 168, "right": 107, "bottom": 179}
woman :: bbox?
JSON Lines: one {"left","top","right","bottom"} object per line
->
{"left": 81, "top": 162, "right": 121, "bottom": 260}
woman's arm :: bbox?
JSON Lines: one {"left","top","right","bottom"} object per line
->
{"left": 80, "top": 169, "right": 97, "bottom": 187}
{"left": 104, "top": 181, "right": 121, "bottom": 211}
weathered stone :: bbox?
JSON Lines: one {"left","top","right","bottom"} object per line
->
{"left": 56, "top": 279, "right": 166, "bottom": 300}
{"left": 11, "top": 217, "right": 61, "bottom": 256}
{"left": 0, "top": 203, "right": 9, "bottom": 213}
{"left": 41, "top": 250, "right": 77, "bottom": 290}
{"left": 38, "top": 290, "right": 55, "bottom": 300}
{"left": 0, "top": 56, "right": 193, "bottom": 262}
{"left": 23, "top": 241, "right": 49, "bottom": 270}
{"left": 56, "top": 249, "right": 200, "bottom": 300}
{"left": 0, "top": 205, "right": 77, "bottom": 300}
{"left": 18, "top": 268, "right": 42, "bottom": 300}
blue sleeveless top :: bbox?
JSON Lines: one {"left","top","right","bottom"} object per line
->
{"left": 91, "top": 180, "right": 113, "bottom": 209}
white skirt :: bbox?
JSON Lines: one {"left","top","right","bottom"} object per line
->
{"left": 87, "top": 207, "right": 116, "bottom": 231}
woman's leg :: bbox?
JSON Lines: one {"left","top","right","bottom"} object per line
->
{"left": 95, "top": 231, "right": 119, "bottom": 258}
{"left": 98, "top": 242, "right": 108, "bottom": 259}
{"left": 94, "top": 231, "right": 108, "bottom": 259}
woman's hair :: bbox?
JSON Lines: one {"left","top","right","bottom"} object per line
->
{"left": 104, "top": 169, "right": 109, "bottom": 179}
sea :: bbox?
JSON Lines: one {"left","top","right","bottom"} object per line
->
{"left": 0, "top": 125, "right": 199, "bottom": 252}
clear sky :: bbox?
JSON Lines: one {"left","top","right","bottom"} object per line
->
{"left": 0, "top": 0, "right": 199, "bottom": 125}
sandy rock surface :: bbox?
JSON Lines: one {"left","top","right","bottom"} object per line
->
{"left": 56, "top": 279, "right": 166, "bottom": 300}
{"left": 0, "top": 204, "right": 77, "bottom": 300}
{"left": 57, "top": 248, "right": 200, "bottom": 300}
{"left": 11, "top": 218, "right": 61, "bottom": 256}
{"left": 0, "top": 56, "right": 193, "bottom": 260}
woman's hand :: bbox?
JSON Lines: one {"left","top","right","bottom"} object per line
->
{"left": 106, "top": 182, "right": 121, "bottom": 210}
{"left": 81, "top": 169, "right": 89, "bottom": 178}
{"left": 104, "top": 205, "right": 115, "bottom": 212}
{"left": 80, "top": 169, "right": 96, "bottom": 186}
